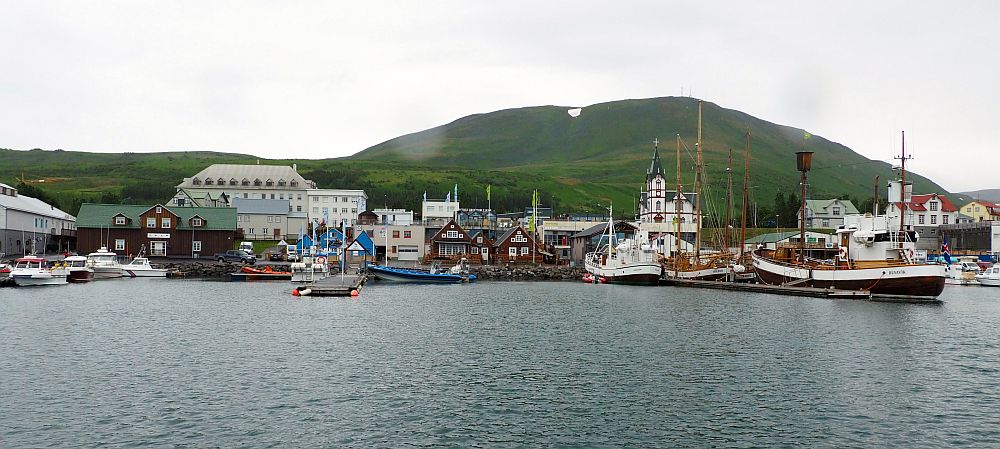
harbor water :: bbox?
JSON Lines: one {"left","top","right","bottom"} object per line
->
{"left": 2, "top": 280, "right": 1000, "bottom": 447}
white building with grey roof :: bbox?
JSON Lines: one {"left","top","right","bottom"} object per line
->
{"left": 233, "top": 197, "right": 308, "bottom": 241}
{"left": 1, "top": 183, "right": 77, "bottom": 257}
{"left": 172, "top": 164, "right": 367, "bottom": 227}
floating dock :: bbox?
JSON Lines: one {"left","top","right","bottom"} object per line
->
{"left": 659, "top": 278, "right": 942, "bottom": 304}
{"left": 295, "top": 273, "right": 368, "bottom": 297}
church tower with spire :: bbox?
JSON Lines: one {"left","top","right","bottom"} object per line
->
{"left": 639, "top": 139, "right": 668, "bottom": 223}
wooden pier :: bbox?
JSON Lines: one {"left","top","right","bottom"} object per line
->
{"left": 295, "top": 273, "right": 368, "bottom": 297}
{"left": 659, "top": 278, "right": 942, "bottom": 304}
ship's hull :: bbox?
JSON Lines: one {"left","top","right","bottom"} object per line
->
{"left": 368, "top": 265, "right": 476, "bottom": 284}
{"left": 663, "top": 266, "right": 731, "bottom": 282}
{"left": 123, "top": 268, "right": 168, "bottom": 277}
{"left": 12, "top": 273, "right": 68, "bottom": 286}
{"left": 585, "top": 261, "right": 662, "bottom": 285}
{"left": 68, "top": 268, "right": 95, "bottom": 283}
{"left": 752, "top": 251, "right": 946, "bottom": 297}
{"left": 92, "top": 267, "right": 123, "bottom": 279}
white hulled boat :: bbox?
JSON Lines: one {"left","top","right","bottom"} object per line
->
{"left": 11, "top": 256, "right": 68, "bottom": 286}
{"left": 86, "top": 247, "right": 123, "bottom": 279}
{"left": 291, "top": 255, "right": 330, "bottom": 282}
{"left": 976, "top": 265, "right": 1000, "bottom": 287}
{"left": 122, "top": 253, "right": 168, "bottom": 277}
{"left": 945, "top": 258, "right": 981, "bottom": 286}
{"left": 584, "top": 206, "right": 663, "bottom": 285}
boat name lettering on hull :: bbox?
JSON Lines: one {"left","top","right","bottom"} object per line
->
{"left": 887, "top": 270, "right": 906, "bottom": 275}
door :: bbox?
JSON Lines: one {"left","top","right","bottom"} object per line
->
{"left": 150, "top": 241, "right": 166, "bottom": 256}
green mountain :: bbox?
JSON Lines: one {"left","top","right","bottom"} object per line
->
{"left": 1, "top": 97, "right": 950, "bottom": 221}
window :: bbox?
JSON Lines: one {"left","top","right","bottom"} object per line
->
{"left": 254, "top": 179, "right": 262, "bottom": 186}
{"left": 242, "top": 179, "right": 250, "bottom": 186}
{"left": 279, "top": 194, "right": 284, "bottom": 200}
{"left": 509, "top": 247, "right": 517, "bottom": 256}
{"left": 943, "top": 215, "right": 949, "bottom": 225}
{"left": 313, "top": 207, "right": 319, "bottom": 214}
{"left": 243, "top": 193, "right": 248, "bottom": 198}
{"left": 270, "top": 194, "right": 275, "bottom": 199}
{"left": 976, "top": 206, "right": 981, "bottom": 212}
{"left": 822, "top": 219, "right": 830, "bottom": 227}
{"left": 192, "top": 178, "right": 201, "bottom": 185}
{"left": 446, "top": 230, "right": 458, "bottom": 238}
{"left": 115, "top": 239, "right": 126, "bottom": 251}
{"left": 297, "top": 206, "right": 302, "bottom": 212}
{"left": 156, "top": 206, "right": 162, "bottom": 213}
{"left": 833, "top": 207, "right": 841, "bottom": 215}
{"left": 115, "top": 216, "right": 126, "bottom": 225}
{"left": 230, "top": 179, "right": 238, "bottom": 186}
{"left": 404, "top": 231, "right": 411, "bottom": 238}
{"left": 192, "top": 218, "right": 203, "bottom": 227}
{"left": 342, "top": 197, "right": 348, "bottom": 202}
{"left": 342, "top": 208, "right": 348, "bottom": 213}
{"left": 472, "top": 247, "right": 480, "bottom": 254}
{"left": 393, "top": 230, "right": 400, "bottom": 238}
{"left": 205, "top": 178, "right": 214, "bottom": 185}
{"left": 147, "top": 217, "right": 156, "bottom": 228}
{"left": 267, "top": 216, "right": 273, "bottom": 223}
{"left": 193, "top": 241, "right": 202, "bottom": 252}
{"left": 656, "top": 179, "right": 662, "bottom": 189}
{"left": 930, "top": 202, "right": 938, "bottom": 211}
{"left": 290, "top": 180, "right": 298, "bottom": 187}
{"left": 918, "top": 214, "right": 925, "bottom": 224}
{"left": 655, "top": 200, "right": 661, "bottom": 211}
{"left": 931, "top": 215, "right": 937, "bottom": 224}
{"left": 297, "top": 194, "right": 302, "bottom": 200}
{"left": 275, "top": 216, "right": 280, "bottom": 223}
{"left": 263, "top": 228, "right": 268, "bottom": 235}
{"left": 278, "top": 179, "right": 286, "bottom": 186}
{"left": 351, "top": 208, "right": 357, "bottom": 214}
{"left": 521, "top": 246, "right": 529, "bottom": 255}
{"left": 161, "top": 218, "right": 171, "bottom": 228}
{"left": 266, "top": 179, "right": 274, "bottom": 186}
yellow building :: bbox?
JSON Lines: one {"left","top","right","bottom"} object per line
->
{"left": 959, "top": 200, "right": 1000, "bottom": 222}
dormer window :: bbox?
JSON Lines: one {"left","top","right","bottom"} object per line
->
{"left": 266, "top": 179, "right": 274, "bottom": 186}
{"left": 192, "top": 217, "right": 203, "bottom": 227}
{"left": 254, "top": 179, "right": 262, "bottom": 186}
{"left": 205, "top": 178, "right": 214, "bottom": 185}
{"left": 230, "top": 179, "right": 238, "bottom": 186}
{"left": 930, "top": 202, "right": 938, "bottom": 211}
{"left": 290, "top": 180, "right": 299, "bottom": 187}
{"left": 114, "top": 216, "right": 126, "bottom": 225}
{"left": 242, "top": 179, "right": 250, "bottom": 186}
{"left": 217, "top": 178, "right": 225, "bottom": 185}
{"left": 192, "top": 178, "right": 201, "bottom": 185}
{"left": 278, "top": 179, "right": 286, "bottom": 186}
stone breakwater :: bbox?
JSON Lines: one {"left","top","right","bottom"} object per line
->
{"left": 156, "top": 260, "right": 587, "bottom": 281}
{"left": 472, "top": 265, "right": 587, "bottom": 281}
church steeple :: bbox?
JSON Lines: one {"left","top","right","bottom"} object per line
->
{"left": 647, "top": 138, "right": 664, "bottom": 181}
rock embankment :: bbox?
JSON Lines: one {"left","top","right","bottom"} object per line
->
{"left": 159, "top": 261, "right": 298, "bottom": 278}
{"left": 472, "top": 265, "right": 586, "bottom": 281}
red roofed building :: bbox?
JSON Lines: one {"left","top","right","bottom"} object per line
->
{"left": 887, "top": 193, "right": 960, "bottom": 250}
{"left": 959, "top": 200, "right": 1000, "bottom": 222}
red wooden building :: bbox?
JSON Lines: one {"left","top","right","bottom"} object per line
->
{"left": 76, "top": 203, "right": 238, "bottom": 257}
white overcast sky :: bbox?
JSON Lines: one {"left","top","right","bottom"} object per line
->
{"left": 1, "top": 1, "right": 997, "bottom": 192}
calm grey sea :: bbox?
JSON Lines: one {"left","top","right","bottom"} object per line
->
{"left": 2, "top": 279, "right": 999, "bottom": 448}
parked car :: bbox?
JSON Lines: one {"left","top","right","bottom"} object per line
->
{"left": 268, "top": 252, "right": 285, "bottom": 262}
{"left": 215, "top": 250, "right": 256, "bottom": 264}
{"left": 286, "top": 247, "right": 299, "bottom": 262}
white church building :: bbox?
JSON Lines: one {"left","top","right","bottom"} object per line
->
{"left": 637, "top": 141, "right": 699, "bottom": 234}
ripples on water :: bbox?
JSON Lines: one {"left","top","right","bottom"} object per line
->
{"left": 2, "top": 280, "right": 1000, "bottom": 447}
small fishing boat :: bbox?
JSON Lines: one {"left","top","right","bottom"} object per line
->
{"left": 584, "top": 205, "right": 662, "bottom": 286}
{"left": 230, "top": 265, "right": 293, "bottom": 281}
{"left": 368, "top": 259, "right": 476, "bottom": 283}
{"left": 86, "top": 247, "right": 123, "bottom": 279}
{"left": 122, "top": 253, "right": 168, "bottom": 277}
{"left": 10, "top": 257, "right": 68, "bottom": 286}
{"left": 64, "top": 255, "right": 95, "bottom": 283}
{"left": 976, "top": 265, "right": 1000, "bottom": 287}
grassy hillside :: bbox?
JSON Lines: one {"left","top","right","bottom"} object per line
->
{"left": 1, "top": 97, "right": 951, "bottom": 220}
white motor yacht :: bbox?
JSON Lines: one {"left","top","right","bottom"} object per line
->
{"left": 123, "top": 254, "right": 168, "bottom": 277}
{"left": 86, "top": 247, "right": 124, "bottom": 279}
{"left": 976, "top": 265, "right": 1000, "bottom": 287}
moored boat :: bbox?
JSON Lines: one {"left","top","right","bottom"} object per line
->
{"left": 976, "top": 265, "right": 1000, "bottom": 287}
{"left": 64, "top": 255, "right": 95, "bottom": 283}
{"left": 584, "top": 205, "right": 662, "bottom": 286}
{"left": 86, "top": 247, "right": 123, "bottom": 279}
{"left": 290, "top": 256, "right": 330, "bottom": 282}
{"left": 10, "top": 257, "right": 68, "bottom": 286}
{"left": 230, "top": 265, "right": 293, "bottom": 281}
{"left": 0, "top": 263, "right": 10, "bottom": 280}
{"left": 122, "top": 254, "right": 168, "bottom": 277}
{"left": 368, "top": 260, "right": 477, "bottom": 284}
{"left": 944, "top": 258, "right": 980, "bottom": 286}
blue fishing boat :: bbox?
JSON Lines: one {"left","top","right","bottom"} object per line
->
{"left": 367, "top": 259, "right": 476, "bottom": 284}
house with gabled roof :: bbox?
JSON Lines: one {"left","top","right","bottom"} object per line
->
{"left": 959, "top": 200, "right": 1000, "bottom": 222}
{"left": 468, "top": 229, "right": 494, "bottom": 264}
{"left": 493, "top": 225, "right": 544, "bottom": 263}
{"left": 426, "top": 219, "right": 474, "bottom": 262}
{"left": 797, "top": 198, "right": 860, "bottom": 228}
{"left": 76, "top": 203, "right": 237, "bottom": 257}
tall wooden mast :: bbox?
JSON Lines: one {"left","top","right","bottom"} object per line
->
{"left": 694, "top": 100, "right": 703, "bottom": 258}
{"left": 675, "top": 134, "right": 682, "bottom": 276}
{"left": 895, "top": 130, "right": 911, "bottom": 233}
{"left": 724, "top": 148, "right": 733, "bottom": 252}
{"left": 739, "top": 130, "right": 751, "bottom": 258}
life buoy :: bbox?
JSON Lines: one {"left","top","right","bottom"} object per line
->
{"left": 906, "top": 248, "right": 915, "bottom": 259}
{"left": 316, "top": 256, "right": 327, "bottom": 265}
{"left": 838, "top": 247, "right": 847, "bottom": 259}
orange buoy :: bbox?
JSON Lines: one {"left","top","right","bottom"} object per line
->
{"left": 292, "top": 289, "right": 300, "bottom": 296}
{"left": 350, "top": 289, "right": 359, "bottom": 297}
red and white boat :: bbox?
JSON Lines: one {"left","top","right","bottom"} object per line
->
{"left": 10, "top": 256, "right": 68, "bottom": 286}
{"left": 122, "top": 254, "right": 168, "bottom": 277}
{"left": 64, "top": 255, "right": 95, "bottom": 283}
